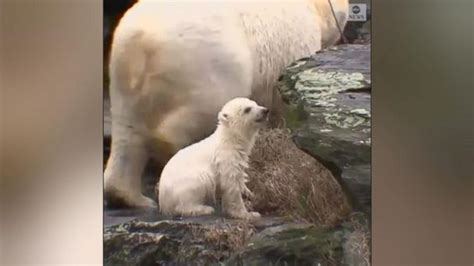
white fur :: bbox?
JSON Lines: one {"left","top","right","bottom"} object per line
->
{"left": 104, "top": 0, "right": 349, "bottom": 207}
{"left": 159, "top": 98, "right": 267, "bottom": 219}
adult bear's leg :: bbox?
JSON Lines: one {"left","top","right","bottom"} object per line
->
{"left": 104, "top": 115, "right": 156, "bottom": 208}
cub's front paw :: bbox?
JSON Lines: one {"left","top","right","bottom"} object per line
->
{"left": 248, "top": 211, "right": 261, "bottom": 219}
{"left": 229, "top": 210, "right": 261, "bottom": 220}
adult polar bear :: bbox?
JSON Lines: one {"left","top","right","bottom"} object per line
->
{"left": 105, "top": 0, "right": 349, "bottom": 208}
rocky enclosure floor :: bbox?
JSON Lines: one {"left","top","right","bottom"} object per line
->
{"left": 104, "top": 212, "right": 369, "bottom": 265}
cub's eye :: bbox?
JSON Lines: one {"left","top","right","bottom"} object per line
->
{"left": 243, "top": 107, "right": 252, "bottom": 114}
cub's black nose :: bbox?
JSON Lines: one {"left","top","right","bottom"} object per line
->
{"left": 262, "top": 108, "right": 269, "bottom": 115}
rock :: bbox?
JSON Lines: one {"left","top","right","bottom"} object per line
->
{"left": 229, "top": 212, "right": 370, "bottom": 266}
{"left": 104, "top": 212, "right": 369, "bottom": 266}
{"left": 277, "top": 44, "right": 371, "bottom": 212}
{"left": 228, "top": 224, "right": 344, "bottom": 265}
{"left": 104, "top": 216, "right": 286, "bottom": 265}
{"left": 228, "top": 212, "right": 369, "bottom": 265}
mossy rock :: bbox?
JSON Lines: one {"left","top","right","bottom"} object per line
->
{"left": 277, "top": 44, "right": 371, "bottom": 212}
{"left": 104, "top": 217, "right": 285, "bottom": 266}
{"left": 228, "top": 224, "right": 345, "bottom": 265}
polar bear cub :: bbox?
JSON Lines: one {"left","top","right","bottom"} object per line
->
{"left": 158, "top": 98, "right": 268, "bottom": 219}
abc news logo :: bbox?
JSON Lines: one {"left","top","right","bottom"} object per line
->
{"left": 348, "top": 4, "right": 367, "bottom": 21}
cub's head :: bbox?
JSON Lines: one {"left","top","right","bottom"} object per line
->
{"left": 217, "top": 97, "right": 269, "bottom": 134}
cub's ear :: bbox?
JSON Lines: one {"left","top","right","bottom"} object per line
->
{"left": 218, "top": 111, "right": 229, "bottom": 124}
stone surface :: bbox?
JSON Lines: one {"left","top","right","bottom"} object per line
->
{"left": 104, "top": 213, "right": 369, "bottom": 266}
{"left": 228, "top": 224, "right": 344, "bottom": 265}
{"left": 104, "top": 216, "right": 285, "bottom": 265}
{"left": 278, "top": 44, "right": 371, "bottom": 212}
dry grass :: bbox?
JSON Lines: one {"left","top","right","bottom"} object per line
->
{"left": 344, "top": 214, "right": 371, "bottom": 265}
{"left": 346, "top": 229, "right": 370, "bottom": 265}
{"left": 201, "top": 222, "right": 256, "bottom": 251}
{"left": 245, "top": 128, "right": 351, "bottom": 227}
{"left": 178, "top": 222, "right": 257, "bottom": 263}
